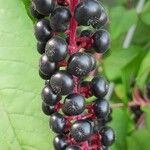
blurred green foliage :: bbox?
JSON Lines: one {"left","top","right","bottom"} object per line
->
{"left": 0, "top": 0, "right": 149, "bottom": 149}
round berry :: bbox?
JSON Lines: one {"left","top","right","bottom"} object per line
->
{"left": 65, "top": 145, "right": 82, "bottom": 150}
{"left": 34, "top": 19, "right": 53, "bottom": 42}
{"left": 32, "top": 0, "right": 56, "bottom": 16}
{"left": 37, "top": 41, "right": 46, "bottom": 54}
{"left": 67, "top": 52, "right": 95, "bottom": 77}
{"left": 93, "top": 29, "right": 110, "bottom": 53}
{"left": 92, "top": 8, "right": 108, "bottom": 29}
{"left": 42, "top": 102, "right": 55, "bottom": 116}
{"left": 50, "top": 7, "right": 71, "bottom": 32}
{"left": 75, "top": 0, "right": 102, "bottom": 26}
{"left": 71, "top": 120, "right": 93, "bottom": 142}
{"left": 29, "top": 2, "right": 44, "bottom": 19}
{"left": 53, "top": 134, "right": 68, "bottom": 150}
{"left": 94, "top": 99, "right": 109, "bottom": 118}
{"left": 50, "top": 71, "right": 74, "bottom": 95}
{"left": 39, "top": 69, "right": 51, "bottom": 80}
{"left": 39, "top": 54, "right": 58, "bottom": 75}
{"left": 91, "top": 76, "right": 109, "bottom": 97}
{"left": 41, "top": 85, "right": 61, "bottom": 105}
{"left": 100, "top": 127, "right": 115, "bottom": 146}
{"left": 63, "top": 93, "right": 85, "bottom": 116}
{"left": 50, "top": 112, "right": 66, "bottom": 133}
{"left": 45, "top": 36, "right": 68, "bottom": 62}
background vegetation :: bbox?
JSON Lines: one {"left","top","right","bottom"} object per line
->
{"left": 0, "top": 0, "right": 149, "bottom": 149}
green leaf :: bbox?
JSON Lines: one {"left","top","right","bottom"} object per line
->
{"left": 21, "top": 0, "right": 35, "bottom": 22}
{"left": 110, "top": 6, "right": 137, "bottom": 40}
{"left": 109, "top": 108, "right": 132, "bottom": 150}
{"left": 141, "top": 1, "right": 150, "bottom": 25}
{"left": 136, "top": 51, "right": 150, "bottom": 90}
{"left": 0, "top": 0, "right": 54, "bottom": 149}
{"left": 133, "top": 20, "right": 150, "bottom": 45}
{"left": 103, "top": 46, "right": 144, "bottom": 81}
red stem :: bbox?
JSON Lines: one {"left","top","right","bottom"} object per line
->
{"left": 68, "top": 0, "right": 78, "bottom": 55}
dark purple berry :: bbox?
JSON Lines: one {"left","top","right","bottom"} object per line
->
{"left": 53, "top": 134, "right": 68, "bottom": 150}
{"left": 29, "top": 2, "right": 44, "bottom": 19}
{"left": 42, "top": 102, "right": 55, "bottom": 115}
{"left": 41, "top": 85, "right": 61, "bottom": 105}
{"left": 34, "top": 19, "right": 53, "bottom": 42}
{"left": 50, "top": 71, "right": 74, "bottom": 95}
{"left": 39, "top": 54, "right": 58, "bottom": 75}
{"left": 71, "top": 120, "right": 93, "bottom": 142}
{"left": 92, "top": 7, "right": 108, "bottom": 29}
{"left": 65, "top": 145, "right": 82, "bottom": 150}
{"left": 67, "top": 52, "right": 96, "bottom": 77}
{"left": 39, "top": 69, "right": 51, "bottom": 80}
{"left": 37, "top": 41, "right": 46, "bottom": 54}
{"left": 75, "top": 0, "right": 102, "bottom": 26}
{"left": 50, "top": 7, "right": 71, "bottom": 32}
{"left": 91, "top": 76, "right": 109, "bottom": 98}
{"left": 93, "top": 29, "right": 110, "bottom": 53}
{"left": 45, "top": 36, "right": 68, "bottom": 62}
{"left": 94, "top": 99, "right": 109, "bottom": 118}
{"left": 63, "top": 93, "right": 85, "bottom": 116}
{"left": 100, "top": 127, "right": 115, "bottom": 146}
{"left": 32, "top": 0, "right": 56, "bottom": 16}
{"left": 50, "top": 112, "right": 66, "bottom": 133}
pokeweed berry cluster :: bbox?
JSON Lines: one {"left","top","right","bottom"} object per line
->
{"left": 30, "top": 0, "right": 115, "bottom": 149}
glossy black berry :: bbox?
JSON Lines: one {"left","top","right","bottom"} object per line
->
{"left": 63, "top": 93, "right": 85, "bottom": 116}
{"left": 50, "top": 112, "right": 66, "bottom": 133}
{"left": 53, "top": 134, "right": 68, "bottom": 150}
{"left": 29, "top": 2, "right": 44, "bottom": 19}
{"left": 65, "top": 145, "right": 82, "bottom": 150}
{"left": 39, "top": 54, "right": 58, "bottom": 75}
{"left": 91, "top": 76, "right": 109, "bottom": 98}
{"left": 39, "top": 69, "right": 51, "bottom": 80}
{"left": 94, "top": 99, "right": 109, "bottom": 118}
{"left": 100, "top": 127, "right": 115, "bottom": 146}
{"left": 93, "top": 29, "right": 110, "bottom": 53}
{"left": 92, "top": 7, "right": 108, "bottom": 28}
{"left": 34, "top": 19, "right": 53, "bottom": 42}
{"left": 67, "top": 52, "right": 95, "bottom": 77}
{"left": 50, "top": 71, "right": 74, "bottom": 95}
{"left": 75, "top": 0, "right": 102, "bottom": 26}
{"left": 71, "top": 120, "right": 93, "bottom": 142}
{"left": 32, "top": 0, "right": 56, "bottom": 16}
{"left": 41, "top": 85, "right": 61, "bottom": 105}
{"left": 50, "top": 7, "right": 71, "bottom": 32}
{"left": 42, "top": 102, "right": 55, "bottom": 115}
{"left": 45, "top": 36, "right": 68, "bottom": 62}
{"left": 37, "top": 41, "right": 46, "bottom": 54}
